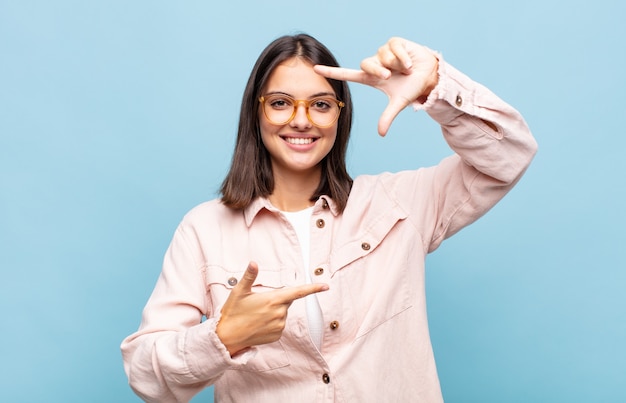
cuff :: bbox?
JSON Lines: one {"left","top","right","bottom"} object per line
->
{"left": 183, "top": 315, "right": 257, "bottom": 380}
{"left": 412, "top": 51, "right": 477, "bottom": 125}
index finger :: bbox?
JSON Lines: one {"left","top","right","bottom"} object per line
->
{"left": 274, "top": 283, "right": 329, "bottom": 304}
{"left": 313, "top": 65, "right": 368, "bottom": 84}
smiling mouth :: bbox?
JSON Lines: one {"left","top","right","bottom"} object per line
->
{"left": 283, "top": 137, "right": 317, "bottom": 145}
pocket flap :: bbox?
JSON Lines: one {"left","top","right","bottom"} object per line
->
{"left": 206, "top": 264, "right": 287, "bottom": 290}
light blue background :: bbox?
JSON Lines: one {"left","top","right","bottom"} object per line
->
{"left": 1, "top": 1, "right": 624, "bottom": 402}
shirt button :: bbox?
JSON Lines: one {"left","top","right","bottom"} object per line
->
{"left": 322, "top": 373, "right": 330, "bottom": 384}
{"left": 314, "top": 267, "right": 324, "bottom": 276}
{"left": 316, "top": 219, "right": 325, "bottom": 228}
{"left": 322, "top": 199, "right": 329, "bottom": 209}
{"left": 329, "top": 321, "right": 339, "bottom": 330}
{"left": 455, "top": 94, "right": 463, "bottom": 107}
{"left": 227, "top": 277, "right": 238, "bottom": 286}
{"left": 361, "top": 242, "right": 371, "bottom": 251}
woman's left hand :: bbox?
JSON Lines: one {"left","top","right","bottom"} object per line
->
{"left": 314, "top": 37, "right": 439, "bottom": 136}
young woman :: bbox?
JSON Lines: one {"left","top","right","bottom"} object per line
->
{"left": 121, "top": 33, "right": 537, "bottom": 402}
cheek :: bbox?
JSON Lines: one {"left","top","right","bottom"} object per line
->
{"left": 258, "top": 106, "right": 271, "bottom": 134}
{"left": 259, "top": 120, "right": 275, "bottom": 147}
{"left": 325, "top": 127, "right": 338, "bottom": 147}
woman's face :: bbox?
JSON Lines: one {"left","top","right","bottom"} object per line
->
{"left": 259, "top": 57, "right": 338, "bottom": 180}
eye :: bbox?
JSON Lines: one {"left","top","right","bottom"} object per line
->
{"left": 268, "top": 96, "right": 293, "bottom": 110}
{"left": 310, "top": 98, "right": 333, "bottom": 112}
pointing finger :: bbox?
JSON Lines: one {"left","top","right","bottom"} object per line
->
{"left": 275, "top": 283, "right": 329, "bottom": 305}
{"left": 313, "top": 65, "right": 369, "bottom": 84}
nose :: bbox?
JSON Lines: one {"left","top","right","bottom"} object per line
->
{"left": 289, "top": 101, "right": 312, "bottom": 129}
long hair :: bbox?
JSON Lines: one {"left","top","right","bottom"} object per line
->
{"left": 220, "top": 33, "right": 353, "bottom": 212}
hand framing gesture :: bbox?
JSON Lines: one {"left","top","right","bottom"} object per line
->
{"left": 314, "top": 37, "right": 439, "bottom": 136}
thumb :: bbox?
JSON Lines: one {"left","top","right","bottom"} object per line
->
{"left": 235, "top": 261, "right": 259, "bottom": 293}
{"left": 377, "top": 96, "right": 407, "bottom": 136}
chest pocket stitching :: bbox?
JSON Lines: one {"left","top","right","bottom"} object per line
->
{"left": 206, "top": 264, "right": 287, "bottom": 290}
{"left": 230, "top": 340, "right": 291, "bottom": 372}
{"left": 328, "top": 203, "right": 407, "bottom": 274}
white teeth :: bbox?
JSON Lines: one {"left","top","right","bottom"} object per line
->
{"left": 285, "top": 137, "right": 314, "bottom": 145}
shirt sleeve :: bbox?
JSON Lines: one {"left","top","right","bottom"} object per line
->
{"left": 120, "top": 222, "right": 255, "bottom": 403}
{"left": 404, "top": 54, "right": 538, "bottom": 252}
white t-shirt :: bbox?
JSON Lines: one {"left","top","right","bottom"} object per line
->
{"left": 281, "top": 207, "right": 324, "bottom": 349}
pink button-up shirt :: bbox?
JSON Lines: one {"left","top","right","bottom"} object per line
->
{"left": 121, "top": 58, "right": 537, "bottom": 402}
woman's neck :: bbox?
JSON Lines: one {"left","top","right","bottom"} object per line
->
{"left": 269, "top": 167, "right": 320, "bottom": 212}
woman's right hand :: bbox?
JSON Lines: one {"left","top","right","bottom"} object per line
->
{"left": 216, "top": 262, "right": 329, "bottom": 356}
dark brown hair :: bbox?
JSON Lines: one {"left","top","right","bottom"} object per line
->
{"left": 220, "top": 33, "right": 353, "bottom": 212}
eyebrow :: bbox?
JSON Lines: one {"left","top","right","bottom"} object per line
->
{"left": 264, "top": 91, "right": 337, "bottom": 98}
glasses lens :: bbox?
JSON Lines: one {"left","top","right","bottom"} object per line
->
{"left": 308, "top": 98, "right": 340, "bottom": 127}
{"left": 262, "top": 95, "right": 341, "bottom": 127}
{"left": 263, "top": 95, "right": 295, "bottom": 125}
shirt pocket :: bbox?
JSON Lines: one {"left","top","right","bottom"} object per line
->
{"left": 328, "top": 204, "right": 413, "bottom": 339}
{"left": 206, "top": 264, "right": 288, "bottom": 291}
{"left": 230, "top": 341, "right": 291, "bottom": 372}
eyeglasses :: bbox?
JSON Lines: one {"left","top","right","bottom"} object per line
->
{"left": 259, "top": 94, "right": 345, "bottom": 128}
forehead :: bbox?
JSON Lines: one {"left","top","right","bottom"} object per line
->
{"left": 264, "top": 57, "right": 334, "bottom": 96}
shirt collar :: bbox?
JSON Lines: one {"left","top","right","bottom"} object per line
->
{"left": 243, "top": 195, "right": 339, "bottom": 227}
